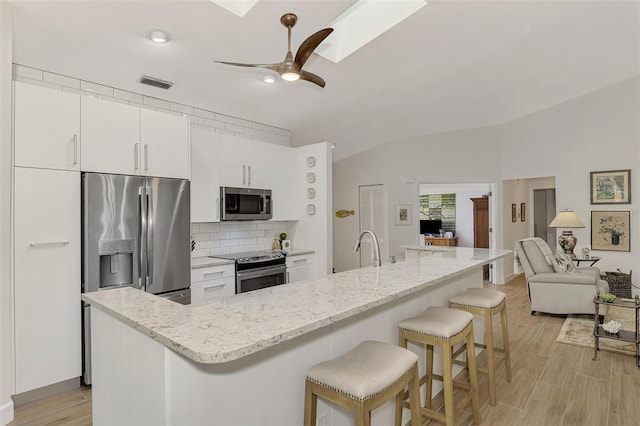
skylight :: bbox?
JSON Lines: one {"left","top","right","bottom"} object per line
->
{"left": 209, "top": 0, "right": 259, "bottom": 18}
{"left": 314, "top": 0, "right": 427, "bottom": 63}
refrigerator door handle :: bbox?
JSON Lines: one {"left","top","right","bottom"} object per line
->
{"left": 134, "top": 143, "right": 139, "bottom": 170}
{"left": 138, "top": 186, "right": 146, "bottom": 290}
{"left": 147, "top": 186, "right": 154, "bottom": 286}
{"left": 144, "top": 144, "right": 149, "bottom": 171}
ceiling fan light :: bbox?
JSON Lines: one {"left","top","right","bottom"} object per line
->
{"left": 263, "top": 75, "right": 276, "bottom": 84}
{"left": 281, "top": 72, "right": 300, "bottom": 82}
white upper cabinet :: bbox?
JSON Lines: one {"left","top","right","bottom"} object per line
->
{"left": 218, "top": 134, "right": 248, "bottom": 187}
{"left": 81, "top": 97, "right": 190, "bottom": 179}
{"left": 191, "top": 127, "right": 221, "bottom": 222}
{"left": 140, "top": 109, "right": 190, "bottom": 180}
{"left": 266, "top": 143, "right": 298, "bottom": 221}
{"left": 81, "top": 96, "right": 140, "bottom": 175}
{"left": 14, "top": 82, "right": 80, "bottom": 171}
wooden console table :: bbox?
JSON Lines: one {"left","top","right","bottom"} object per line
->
{"left": 424, "top": 236, "right": 458, "bottom": 247}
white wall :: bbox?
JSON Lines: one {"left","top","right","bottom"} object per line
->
{"left": 0, "top": 2, "right": 13, "bottom": 424}
{"left": 500, "top": 76, "right": 640, "bottom": 276}
{"left": 333, "top": 126, "right": 502, "bottom": 273}
{"left": 419, "top": 183, "right": 491, "bottom": 248}
{"left": 333, "top": 76, "right": 639, "bottom": 283}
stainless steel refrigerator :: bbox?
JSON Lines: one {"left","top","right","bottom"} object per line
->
{"left": 81, "top": 172, "right": 191, "bottom": 384}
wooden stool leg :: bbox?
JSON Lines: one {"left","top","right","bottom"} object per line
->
{"left": 484, "top": 310, "right": 497, "bottom": 406}
{"left": 304, "top": 380, "right": 317, "bottom": 426}
{"left": 466, "top": 329, "right": 482, "bottom": 425}
{"left": 425, "top": 343, "right": 434, "bottom": 409}
{"left": 408, "top": 364, "right": 423, "bottom": 426}
{"left": 441, "top": 342, "right": 455, "bottom": 426}
{"left": 394, "top": 388, "right": 403, "bottom": 426}
{"left": 500, "top": 305, "right": 513, "bottom": 382}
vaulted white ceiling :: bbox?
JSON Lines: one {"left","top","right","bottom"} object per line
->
{"left": 10, "top": 0, "right": 640, "bottom": 161}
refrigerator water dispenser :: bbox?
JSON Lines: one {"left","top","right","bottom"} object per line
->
{"left": 98, "top": 239, "right": 134, "bottom": 288}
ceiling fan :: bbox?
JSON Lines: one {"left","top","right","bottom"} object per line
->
{"left": 215, "top": 13, "right": 333, "bottom": 88}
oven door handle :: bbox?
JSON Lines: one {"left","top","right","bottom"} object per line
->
{"left": 236, "top": 264, "right": 287, "bottom": 281}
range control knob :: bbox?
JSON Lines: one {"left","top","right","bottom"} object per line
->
{"left": 243, "top": 257, "right": 250, "bottom": 262}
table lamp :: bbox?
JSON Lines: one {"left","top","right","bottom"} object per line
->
{"left": 549, "top": 210, "right": 585, "bottom": 259}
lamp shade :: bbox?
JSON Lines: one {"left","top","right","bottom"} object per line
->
{"left": 549, "top": 210, "right": 585, "bottom": 228}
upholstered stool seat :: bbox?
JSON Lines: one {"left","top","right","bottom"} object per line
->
{"left": 304, "top": 340, "right": 422, "bottom": 426}
{"left": 398, "top": 307, "right": 481, "bottom": 426}
{"left": 449, "top": 287, "right": 512, "bottom": 406}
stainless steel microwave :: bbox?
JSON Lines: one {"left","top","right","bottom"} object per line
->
{"left": 221, "top": 187, "right": 272, "bottom": 221}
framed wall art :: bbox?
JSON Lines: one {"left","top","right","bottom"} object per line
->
{"left": 520, "top": 203, "right": 526, "bottom": 222}
{"left": 511, "top": 204, "right": 517, "bottom": 222}
{"left": 590, "top": 169, "right": 631, "bottom": 204}
{"left": 395, "top": 204, "right": 412, "bottom": 226}
{"left": 591, "top": 210, "right": 630, "bottom": 252}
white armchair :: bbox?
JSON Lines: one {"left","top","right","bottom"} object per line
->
{"left": 515, "top": 237, "right": 609, "bottom": 315}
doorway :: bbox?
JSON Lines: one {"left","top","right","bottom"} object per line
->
{"left": 533, "top": 188, "right": 556, "bottom": 247}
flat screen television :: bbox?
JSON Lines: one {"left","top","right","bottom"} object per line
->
{"left": 420, "top": 219, "right": 443, "bottom": 236}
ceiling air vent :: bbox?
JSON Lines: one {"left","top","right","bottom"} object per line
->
{"left": 139, "top": 75, "right": 173, "bottom": 90}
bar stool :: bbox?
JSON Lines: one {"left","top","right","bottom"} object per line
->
{"left": 398, "top": 306, "right": 481, "bottom": 426}
{"left": 449, "top": 287, "right": 512, "bottom": 406}
{"left": 304, "top": 340, "right": 422, "bottom": 426}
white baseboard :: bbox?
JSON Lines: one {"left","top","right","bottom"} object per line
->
{"left": 0, "top": 399, "right": 14, "bottom": 426}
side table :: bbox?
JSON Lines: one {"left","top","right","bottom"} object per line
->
{"left": 593, "top": 293, "right": 640, "bottom": 367}
{"left": 573, "top": 256, "right": 601, "bottom": 267}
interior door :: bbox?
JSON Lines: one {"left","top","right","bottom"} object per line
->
{"left": 534, "top": 188, "right": 556, "bottom": 248}
{"left": 358, "top": 185, "right": 385, "bottom": 267}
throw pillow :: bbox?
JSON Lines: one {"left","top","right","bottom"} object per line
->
{"left": 553, "top": 251, "right": 577, "bottom": 273}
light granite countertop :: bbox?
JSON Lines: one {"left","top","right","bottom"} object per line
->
{"left": 191, "top": 257, "right": 235, "bottom": 269}
{"left": 83, "top": 247, "right": 511, "bottom": 365}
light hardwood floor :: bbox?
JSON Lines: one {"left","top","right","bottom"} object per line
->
{"left": 9, "top": 274, "right": 640, "bottom": 425}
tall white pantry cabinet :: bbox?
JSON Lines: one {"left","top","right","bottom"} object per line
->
{"left": 12, "top": 82, "right": 81, "bottom": 393}
{"left": 11, "top": 81, "right": 191, "bottom": 395}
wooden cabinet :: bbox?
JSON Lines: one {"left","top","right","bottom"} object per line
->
{"left": 423, "top": 236, "right": 458, "bottom": 247}
{"left": 286, "top": 253, "right": 314, "bottom": 283}
{"left": 191, "top": 127, "right": 221, "bottom": 222}
{"left": 191, "top": 264, "right": 235, "bottom": 303}
{"left": 14, "top": 81, "right": 80, "bottom": 171}
{"left": 13, "top": 167, "right": 81, "bottom": 393}
{"left": 470, "top": 197, "right": 490, "bottom": 248}
{"left": 81, "top": 97, "right": 190, "bottom": 179}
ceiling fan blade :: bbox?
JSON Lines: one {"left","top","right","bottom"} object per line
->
{"left": 294, "top": 28, "right": 333, "bottom": 68}
{"left": 299, "top": 70, "right": 326, "bottom": 88}
{"left": 215, "top": 61, "right": 281, "bottom": 72}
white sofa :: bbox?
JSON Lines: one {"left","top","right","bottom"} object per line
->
{"left": 515, "top": 238, "right": 609, "bottom": 315}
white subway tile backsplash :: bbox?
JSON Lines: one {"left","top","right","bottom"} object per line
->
{"left": 189, "top": 117, "right": 206, "bottom": 126}
{"left": 113, "top": 88, "right": 144, "bottom": 103}
{"left": 21, "top": 78, "right": 61, "bottom": 90}
{"left": 216, "top": 113, "right": 235, "bottom": 124}
{"left": 192, "top": 248, "right": 211, "bottom": 258}
{"left": 194, "top": 108, "right": 216, "bottom": 120}
{"left": 225, "top": 123, "right": 243, "bottom": 133}
{"left": 13, "top": 64, "right": 43, "bottom": 81}
{"left": 204, "top": 119, "right": 225, "bottom": 130}
{"left": 81, "top": 81, "right": 114, "bottom": 97}
{"left": 234, "top": 118, "right": 252, "bottom": 128}
{"left": 210, "top": 247, "right": 230, "bottom": 256}
{"left": 200, "top": 223, "right": 221, "bottom": 233}
{"left": 170, "top": 102, "right": 194, "bottom": 115}
{"left": 143, "top": 96, "right": 171, "bottom": 110}
{"left": 200, "top": 240, "right": 221, "bottom": 249}
{"left": 221, "top": 239, "right": 240, "bottom": 247}
{"left": 44, "top": 72, "right": 80, "bottom": 89}
{"left": 190, "top": 221, "right": 291, "bottom": 258}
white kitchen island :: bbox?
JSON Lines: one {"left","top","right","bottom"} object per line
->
{"left": 82, "top": 247, "right": 511, "bottom": 426}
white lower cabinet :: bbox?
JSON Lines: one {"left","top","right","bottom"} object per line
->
{"left": 286, "top": 253, "right": 314, "bottom": 283}
{"left": 191, "top": 264, "right": 235, "bottom": 303}
{"left": 14, "top": 167, "right": 81, "bottom": 393}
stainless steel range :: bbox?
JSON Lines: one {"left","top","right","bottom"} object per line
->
{"left": 210, "top": 250, "right": 286, "bottom": 294}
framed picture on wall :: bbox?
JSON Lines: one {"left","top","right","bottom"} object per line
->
{"left": 590, "top": 169, "right": 631, "bottom": 204}
{"left": 395, "top": 204, "right": 412, "bottom": 226}
{"left": 520, "top": 203, "right": 526, "bottom": 222}
{"left": 591, "top": 210, "right": 631, "bottom": 252}
{"left": 511, "top": 204, "right": 517, "bottom": 222}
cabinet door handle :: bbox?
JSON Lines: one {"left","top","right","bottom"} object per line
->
{"left": 242, "top": 165, "right": 246, "bottom": 185}
{"left": 204, "top": 283, "right": 225, "bottom": 291}
{"left": 73, "top": 135, "right": 78, "bottom": 165}
{"left": 215, "top": 197, "right": 220, "bottom": 221}
{"left": 293, "top": 258, "right": 308, "bottom": 264}
{"left": 203, "top": 271, "right": 225, "bottom": 278}
{"left": 134, "top": 143, "right": 139, "bottom": 170}
{"left": 144, "top": 144, "right": 149, "bottom": 171}
{"left": 248, "top": 166, "right": 251, "bottom": 186}
{"left": 30, "top": 240, "right": 69, "bottom": 247}
{"left": 286, "top": 271, "right": 290, "bottom": 284}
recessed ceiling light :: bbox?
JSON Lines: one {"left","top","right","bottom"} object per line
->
{"left": 263, "top": 74, "right": 276, "bottom": 84}
{"left": 148, "top": 29, "right": 171, "bottom": 43}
